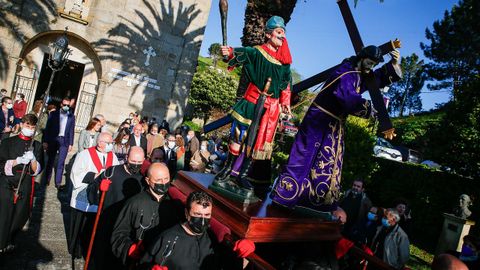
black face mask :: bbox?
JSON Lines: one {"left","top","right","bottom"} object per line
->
{"left": 151, "top": 182, "right": 170, "bottom": 195}
{"left": 127, "top": 163, "right": 142, "bottom": 174}
{"left": 188, "top": 216, "right": 210, "bottom": 234}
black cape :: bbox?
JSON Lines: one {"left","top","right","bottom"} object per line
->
{"left": 111, "top": 190, "right": 183, "bottom": 268}
{"left": 85, "top": 164, "right": 144, "bottom": 269}
{"left": 0, "top": 136, "right": 43, "bottom": 249}
{"left": 141, "top": 223, "right": 243, "bottom": 270}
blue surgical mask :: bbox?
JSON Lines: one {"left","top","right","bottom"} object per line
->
{"left": 381, "top": 218, "right": 390, "bottom": 228}
{"left": 461, "top": 244, "right": 477, "bottom": 257}
{"left": 367, "top": 212, "right": 377, "bottom": 221}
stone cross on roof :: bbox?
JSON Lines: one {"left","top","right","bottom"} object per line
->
{"left": 143, "top": 46, "right": 156, "bottom": 67}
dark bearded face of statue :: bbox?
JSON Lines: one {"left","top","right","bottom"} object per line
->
{"left": 360, "top": 58, "right": 378, "bottom": 74}
{"left": 266, "top": 28, "right": 285, "bottom": 50}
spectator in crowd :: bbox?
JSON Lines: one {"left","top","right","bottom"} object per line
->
{"left": 94, "top": 113, "right": 107, "bottom": 132}
{"left": 151, "top": 134, "right": 177, "bottom": 179}
{"left": 184, "top": 130, "right": 199, "bottom": 171}
{"left": 43, "top": 97, "right": 76, "bottom": 189}
{"left": 0, "top": 88, "right": 7, "bottom": 100}
{"left": 175, "top": 134, "right": 186, "bottom": 173}
{"left": 190, "top": 140, "right": 211, "bottom": 173}
{"left": 141, "top": 116, "right": 149, "bottom": 135}
{"left": 13, "top": 93, "right": 27, "bottom": 119}
{"left": 0, "top": 96, "right": 16, "bottom": 141}
{"left": 113, "top": 128, "right": 131, "bottom": 164}
{"left": 458, "top": 235, "right": 480, "bottom": 269}
{"left": 393, "top": 198, "right": 412, "bottom": 236}
{"left": 339, "top": 179, "right": 372, "bottom": 239}
{"left": 141, "top": 191, "right": 252, "bottom": 269}
{"left": 146, "top": 123, "right": 164, "bottom": 158}
{"left": 47, "top": 103, "right": 57, "bottom": 114}
{"left": 160, "top": 118, "right": 170, "bottom": 133}
{"left": 114, "top": 121, "right": 131, "bottom": 138}
{"left": 77, "top": 117, "right": 101, "bottom": 152}
{"left": 432, "top": 254, "right": 468, "bottom": 270}
{"left": 30, "top": 100, "right": 48, "bottom": 142}
{"left": 210, "top": 144, "right": 227, "bottom": 174}
{"left": 128, "top": 123, "right": 147, "bottom": 155}
{"left": 371, "top": 208, "right": 410, "bottom": 269}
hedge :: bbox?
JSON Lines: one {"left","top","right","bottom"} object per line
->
{"left": 367, "top": 158, "right": 480, "bottom": 251}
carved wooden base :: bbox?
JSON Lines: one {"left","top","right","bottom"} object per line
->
{"left": 174, "top": 171, "right": 341, "bottom": 243}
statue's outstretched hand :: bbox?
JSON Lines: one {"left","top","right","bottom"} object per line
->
{"left": 390, "top": 49, "right": 400, "bottom": 65}
{"left": 220, "top": 46, "right": 231, "bottom": 57}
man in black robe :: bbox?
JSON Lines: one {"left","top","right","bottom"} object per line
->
{"left": 141, "top": 191, "right": 254, "bottom": 270}
{"left": 85, "top": 146, "right": 146, "bottom": 269}
{"left": 111, "top": 162, "right": 182, "bottom": 269}
{"left": 0, "top": 114, "right": 44, "bottom": 253}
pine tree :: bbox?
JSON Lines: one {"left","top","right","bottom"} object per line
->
{"left": 386, "top": 53, "right": 426, "bottom": 117}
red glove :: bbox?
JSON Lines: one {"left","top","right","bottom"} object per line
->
{"left": 233, "top": 239, "right": 255, "bottom": 258}
{"left": 335, "top": 237, "right": 354, "bottom": 259}
{"left": 128, "top": 240, "right": 144, "bottom": 260}
{"left": 99, "top": 179, "right": 112, "bottom": 192}
{"left": 152, "top": 265, "right": 168, "bottom": 270}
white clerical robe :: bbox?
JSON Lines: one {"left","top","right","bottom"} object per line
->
{"left": 70, "top": 149, "right": 119, "bottom": 212}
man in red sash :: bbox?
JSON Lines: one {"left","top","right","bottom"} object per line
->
{"left": 68, "top": 132, "right": 119, "bottom": 258}
{"left": 0, "top": 114, "right": 44, "bottom": 253}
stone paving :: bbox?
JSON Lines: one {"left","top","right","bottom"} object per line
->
{"left": 0, "top": 163, "right": 84, "bottom": 270}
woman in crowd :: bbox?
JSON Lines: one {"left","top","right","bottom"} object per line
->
{"left": 113, "top": 128, "right": 131, "bottom": 164}
{"left": 29, "top": 100, "right": 48, "bottom": 142}
{"left": 77, "top": 117, "right": 101, "bottom": 152}
{"left": 175, "top": 134, "right": 186, "bottom": 173}
{"left": 190, "top": 140, "right": 210, "bottom": 173}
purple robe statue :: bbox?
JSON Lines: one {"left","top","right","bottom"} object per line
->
{"left": 271, "top": 59, "right": 401, "bottom": 212}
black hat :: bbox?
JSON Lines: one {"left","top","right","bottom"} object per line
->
{"left": 357, "top": 45, "right": 384, "bottom": 63}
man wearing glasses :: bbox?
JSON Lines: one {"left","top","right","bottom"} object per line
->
{"left": 43, "top": 97, "right": 76, "bottom": 189}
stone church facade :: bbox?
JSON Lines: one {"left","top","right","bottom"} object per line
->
{"left": 0, "top": 0, "right": 211, "bottom": 131}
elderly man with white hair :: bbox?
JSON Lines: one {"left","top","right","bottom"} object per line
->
{"left": 68, "top": 132, "right": 119, "bottom": 259}
{"left": 371, "top": 208, "right": 410, "bottom": 269}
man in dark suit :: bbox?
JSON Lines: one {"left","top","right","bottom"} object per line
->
{"left": 128, "top": 123, "right": 147, "bottom": 155}
{"left": 0, "top": 96, "right": 17, "bottom": 141}
{"left": 43, "top": 97, "right": 76, "bottom": 189}
{"left": 151, "top": 134, "right": 177, "bottom": 179}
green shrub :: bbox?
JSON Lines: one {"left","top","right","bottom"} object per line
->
{"left": 368, "top": 158, "right": 479, "bottom": 252}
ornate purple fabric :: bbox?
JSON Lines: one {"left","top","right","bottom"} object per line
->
{"left": 271, "top": 60, "right": 400, "bottom": 212}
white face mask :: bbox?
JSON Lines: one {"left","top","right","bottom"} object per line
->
{"left": 105, "top": 143, "right": 114, "bottom": 153}
{"left": 21, "top": 127, "right": 35, "bottom": 137}
{"left": 168, "top": 141, "right": 176, "bottom": 149}
{"left": 121, "top": 138, "right": 128, "bottom": 144}
{"left": 6, "top": 104, "right": 13, "bottom": 109}
{"left": 201, "top": 145, "right": 207, "bottom": 151}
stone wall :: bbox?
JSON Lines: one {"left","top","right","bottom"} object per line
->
{"left": 0, "top": 0, "right": 211, "bottom": 129}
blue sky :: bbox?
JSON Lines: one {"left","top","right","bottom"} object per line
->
{"left": 199, "top": 0, "right": 459, "bottom": 111}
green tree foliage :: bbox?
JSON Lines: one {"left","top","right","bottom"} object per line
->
{"left": 424, "top": 79, "right": 480, "bottom": 177}
{"left": 342, "top": 116, "right": 379, "bottom": 187}
{"left": 188, "top": 67, "right": 238, "bottom": 124}
{"left": 420, "top": 0, "right": 480, "bottom": 177}
{"left": 208, "top": 43, "right": 221, "bottom": 68}
{"left": 386, "top": 53, "right": 426, "bottom": 117}
{"left": 420, "top": 0, "right": 480, "bottom": 93}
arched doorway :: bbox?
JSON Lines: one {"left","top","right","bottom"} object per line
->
{"left": 13, "top": 30, "right": 103, "bottom": 131}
